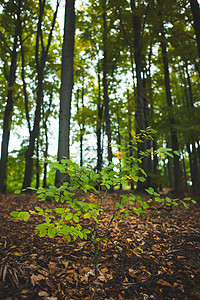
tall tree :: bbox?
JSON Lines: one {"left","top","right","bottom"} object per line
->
{"left": 55, "top": 0, "right": 76, "bottom": 186}
{"left": 0, "top": 0, "right": 21, "bottom": 193}
{"left": 102, "top": 0, "right": 113, "bottom": 164}
{"left": 157, "top": 1, "right": 183, "bottom": 193}
{"left": 189, "top": 0, "right": 200, "bottom": 59}
{"left": 22, "top": 0, "right": 60, "bottom": 188}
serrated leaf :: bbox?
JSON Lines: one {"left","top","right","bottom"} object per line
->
{"left": 17, "top": 212, "right": 30, "bottom": 220}
{"left": 48, "top": 227, "right": 56, "bottom": 238}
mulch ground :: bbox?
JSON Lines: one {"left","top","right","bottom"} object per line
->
{"left": 0, "top": 190, "right": 199, "bottom": 300}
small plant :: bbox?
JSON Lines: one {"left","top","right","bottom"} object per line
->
{"left": 11, "top": 132, "right": 196, "bottom": 272}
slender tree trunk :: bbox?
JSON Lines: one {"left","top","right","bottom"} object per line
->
{"left": 127, "top": 89, "right": 134, "bottom": 190}
{"left": 0, "top": 21, "right": 19, "bottom": 193}
{"left": 80, "top": 87, "right": 85, "bottom": 166}
{"left": 102, "top": 0, "right": 112, "bottom": 164}
{"left": 42, "top": 92, "right": 52, "bottom": 188}
{"left": 160, "top": 31, "right": 183, "bottom": 193}
{"left": 36, "top": 139, "right": 40, "bottom": 189}
{"left": 96, "top": 61, "right": 103, "bottom": 172}
{"left": 185, "top": 65, "right": 200, "bottom": 189}
{"left": 23, "top": 70, "right": 44, "bottom": 188}
{"left": 18, "top": 8, "right": 31, "bottom": 134}
{"left": 130, "top": 0, "right": 148, "bottom": 191}
{"left": 189, "top": 0, "right": 200, "bottom": 59}
{"left": 23, "top": 0, "right": 60, "bottom": 188}
{"left": 76, "top": 87, "right": 85, "bottom": 167}
{"left": 56, "top": 0, "right": 75, "bottom": 186}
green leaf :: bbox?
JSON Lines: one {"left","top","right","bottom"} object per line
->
{"left": 14, "top": 190, "right": 21, "bottom": 194}
{"left": 180, "top": 201, "right": 189, "bottom": 209}
{"left": 55, "top": 208, "right": 65, "bottom": 214}
{"left": 66, "top": 235, "right": 71, "bottom": 242}
{"left": 174, "top": 151, "right": 180, "bottom": 156}
{"left": 145, "top": 187, "right": 154, "bottom": 195}
{"left": 65, "top": 213, "right": 73, "bottom": 220}
{"left": 138, "top": 177, "right": 146, "bottom": 182}
{"left": 83, "top": 213, "right": 91, "bottom": 219}
{"left": 73, "top": 215, "right": 80, "bottom": 222}
{"left": 17, "top": 212, "right": 30, "bottom": 221}
{"left": 166, "top": 197, "right": 171, "bottom": 203}
{"left": 121, "top": 195, "right": 129, "bottom": 205}
{"left": 48, "top": 227, "right": 56, "bottom": 238}
{"left": 10, "top": 211, "right": 20, "bottom": 218}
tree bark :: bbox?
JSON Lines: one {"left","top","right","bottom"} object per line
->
{"left": 23, "top": 0, "right": 60, "bottom": 189}
{"left": 102, "top": 0, "right": 113, "bottom": 164}
{"left": 55, "top": 0, "right": 75, "bottom": 186}
{"left": 130, "top": 0, "right": 148, "bottom": 191}
{"left": 0, "top": 3, "right": 20, "bottom": 193}
{"left": 189, "top": 0, "right": 200, "bottom": 59}
{"left": 160, "top": 31, "right": 183, "bottom": 193}
{"left": 96, "top": 60, "right": 103, "bottom": 172}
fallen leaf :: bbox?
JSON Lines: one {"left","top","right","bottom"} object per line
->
{"left": 100, "top": 267, "right": 109, "bottom": 274}
{"left": 31, "top": 274, "right": 46, "bottom": 286}
{"left": 157, "top": 279, "right": 172, "bottom": 287}
{"left": 13, "top": 252, "right": 22, "bottom": 256}
{"left": 152, "top": 246, "right": 161, "bottom": 251}
{"left": 62, "top": 260, "right": 69, "bottom": 268}
{"left": 129, "top": 269, "right": 137, "bottom": 278}
{"left": 173, "top": 282, "right": 180, "bottom": 287}
{"left": 48, "top": 262, "right": 58, "bottom": 274}
{"left": 98, "top": 274, "right": 107, "bottom": 282}
{"left": 38, "top": 291, "right": 49, "bottom": 297}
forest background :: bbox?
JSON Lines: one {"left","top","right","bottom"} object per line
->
{"left": 0, "top": 0, "right": 200, "bottom": 195}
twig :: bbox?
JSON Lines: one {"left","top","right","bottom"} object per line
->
{"left": 188, "top": 227, "right": 200, "bottom": 234}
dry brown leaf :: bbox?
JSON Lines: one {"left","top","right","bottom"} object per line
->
{"left": 31, "top": 274, "right": 46, "bottom": 286}
{"left": 100, "top": 267, "right": 109, "bottom": 274}
{"left": 62, "top": 260, "right": 69, "bottom": 268}
{"left": 129, "top": 269, "right": 137, "bottom": 278}
{"left": 98, "top": 274, "right": 107, "bottom": 282}
{"left": 79, "top": 266, "right": 91, "bottom": 275}
{"left": 173, "top": 282, "right": 180, "bottom": 287}
{"left": 38, "top": 291, "right": 49, "bottom": 297}
{"left": 152, "top": 246, "right": 161, "bottom": 251}
{"left": 48, "top": 262, "right": 58, "bottom": 274}
{"left": 157, "top": 279, "right": 172, "bottom": 287}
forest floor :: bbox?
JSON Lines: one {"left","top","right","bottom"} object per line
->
{"left": 0, "top": 190, "right": 199, "bottom": 300}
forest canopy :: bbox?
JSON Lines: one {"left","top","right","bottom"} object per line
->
{"left": 0, "top": 0, "right": 200, "bottom": 194}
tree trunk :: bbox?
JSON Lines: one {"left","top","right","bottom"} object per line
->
{"left": 0, "top": 23, "right": 19, "bottom": 193}
{"left": 102, "top": 0, "right": 113, "bottom": 164}
{"left": 130, "top": 0, "right": 148, "bottom": 191}
{"left": 160, "top": 31, "right": 183, "bottom": 193}
{"left": 23, "top": 0, "right": 60, "bottom": 188}
{"left": 56, "top": 0, "right": 75, "bottom": 186}
{"left": 96, "top": 61, "right": 103, "bottom": 172}
{"left": 80, "top": 87, "right": 85, "bottom": 166}
{"left": 22, "top": 70, "right": 44, "bottom": 188}
{"left": 189, "top": 0, "right": 200, "bottom": 59}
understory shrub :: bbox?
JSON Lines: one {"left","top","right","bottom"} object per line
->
{"left": 11, "top": 131, "right": 196, "bottom": 272}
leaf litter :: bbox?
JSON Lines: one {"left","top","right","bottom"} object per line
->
{"left": 0, "top": 191, "right": 199, "bottom": 299}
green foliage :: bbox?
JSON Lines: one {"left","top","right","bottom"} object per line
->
{"left": 11, "top": 132, "right": 195, "bottom": 271}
